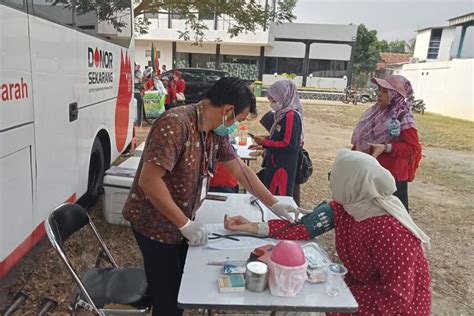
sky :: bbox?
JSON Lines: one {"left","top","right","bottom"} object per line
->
{"left": 294, "top": 0, "right": 473, "bottom": 41}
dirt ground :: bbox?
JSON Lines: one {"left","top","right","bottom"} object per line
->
{"left": 1, "top": 102, "right": 473, "bottom": 315}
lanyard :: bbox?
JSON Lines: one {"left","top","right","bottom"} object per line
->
{"left": 199, "top": 131, "right": 215, "bottom": 178}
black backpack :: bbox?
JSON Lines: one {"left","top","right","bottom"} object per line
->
{"left": 295, "top": 148, "right": 313, "bottom": 184}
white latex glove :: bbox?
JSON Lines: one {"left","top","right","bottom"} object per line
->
{"left": 298, "top": 207, "right": 313, "bottom": 215}
{"left": 271, "top": 202, "right": 301, "bottom": 222}
{"left": 179, "top": 220, "right": 208, "bottom": 246}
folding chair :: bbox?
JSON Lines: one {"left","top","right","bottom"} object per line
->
{"left": 45, "top": 203, "right": 151, "bottom": 315}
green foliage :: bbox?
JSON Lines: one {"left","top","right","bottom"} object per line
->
{"left": 353, "top": 24, "right": 379, "bottom": 75}
{"left": 280, "top": 72, "right": 297, "bottom": 79}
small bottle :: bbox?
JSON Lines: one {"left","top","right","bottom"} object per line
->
{"left": 239, "top": 124, "right": 248, "bottom": 146}
{"left": 388, "top": 117, "right": 401, "bottom": 137}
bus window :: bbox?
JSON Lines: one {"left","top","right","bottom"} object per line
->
{"left": 0, "top": 0, "right": 25, "bottom": 10}
{"left": 32, "top": 0, "right": 73, "bottom": 27}
{"left": 75, "top": 2, "right": 132, "bottom": 47}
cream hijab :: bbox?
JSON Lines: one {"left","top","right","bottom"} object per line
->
{"left": 330, "top": 149, "right": 430, "bottom": 249}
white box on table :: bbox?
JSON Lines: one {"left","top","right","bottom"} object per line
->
{"left": 103, "top": 157, "right": 140, "bottom": 225}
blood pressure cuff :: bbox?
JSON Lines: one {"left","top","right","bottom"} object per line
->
{"left": 300, "top": 201, "right": 335, "bottom": 239}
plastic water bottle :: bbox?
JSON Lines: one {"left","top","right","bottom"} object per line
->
{"left": 238, "top": 124, "right": 248, "bottom": 146}
{"left": 388, "top": 117, "right": 401, "bottom": 137}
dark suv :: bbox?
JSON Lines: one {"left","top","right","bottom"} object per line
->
{"left": 160, "top": 68, "right": 229, "bottom": 104}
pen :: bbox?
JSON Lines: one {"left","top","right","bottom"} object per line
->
{"left": 211, "top": 233, "right": 240, "bottom": 241}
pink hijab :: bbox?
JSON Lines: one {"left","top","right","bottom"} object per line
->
{"left": 267, "top": 79, "right": 303, "bottom": 139}
{"left": 351, "top": 75, "right": 416, "bottom": 153}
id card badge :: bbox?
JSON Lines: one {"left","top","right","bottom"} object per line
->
{"left": 200, "top": 176, "right": 209, "bottom": 202}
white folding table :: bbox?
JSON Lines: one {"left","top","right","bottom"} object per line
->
{"left": 178, "top": 193, "right": 359, "bottom": 313}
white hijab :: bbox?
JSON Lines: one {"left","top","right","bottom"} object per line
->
{"left": 330, "top": 149, "right": 430, "bottom": 249}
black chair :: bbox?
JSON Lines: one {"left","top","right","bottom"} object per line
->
{"left": 45, "top": 203, "right": 151, "bottom": 315}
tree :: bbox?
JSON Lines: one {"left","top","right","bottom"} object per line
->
{"left": 388, "top": 40, "right": 406, "bottom": 53}
{"left": 406, "top": 38, "right": 416, "bottom": 54}
{"left": 377, "top": 40, "right": 389, "bottom": 53}
{"left": 353, "top": 24, "right": 379, "bottom": 75}
{"left": 377, "top": 40, "right": 408, "bottom": 53}
{"left": 133, "top": 0, "right": 298, "bottom": 41}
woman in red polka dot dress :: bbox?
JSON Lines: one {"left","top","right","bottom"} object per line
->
{"left": 225, "top": 149, "right": 431, "bottom": 315}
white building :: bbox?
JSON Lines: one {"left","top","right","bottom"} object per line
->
{"left": 399, "top": 12, "right": 473, "bottom": 121}
{"left": 134, "top": 4, "right": 357, "bottom": 89}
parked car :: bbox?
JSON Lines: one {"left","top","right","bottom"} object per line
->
{"left": 160, "top": 68, "right": 229, "bottom": 104}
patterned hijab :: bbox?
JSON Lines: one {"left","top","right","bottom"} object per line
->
{"left": 330, "top": 149, "right": 430, "bottom": 249}
{"left": 266, "top": 79, "right": 303, "bottom": 138}
{"left": 351, "top": 75, "right": 416, "bottom": 153}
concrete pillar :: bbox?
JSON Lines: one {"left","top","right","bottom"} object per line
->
{"left": 258, "top": 46, "right": 265, "bottom": 81}
{"left": 302, "top": 41, "right": 311, "bottom": 87}
{"left": 215, "top": 44, "right": 221, "bottom": 69}
{"left": 172, "top": 41, "right": 176, "bottom": 68}
{"left": 346, "top": 42, "right": 356, "bottom": 88}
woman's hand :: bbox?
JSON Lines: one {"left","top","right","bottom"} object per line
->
{"left": 368, "top": 143, "right": 385, "bottom": 158}
{"left": 248, "top": 144, "right": 262, "bottom": 150}
{"left": 252, "top": 136, "right": 265, "bottom": 145}
{"left": 224, "top": 215, "right": 256, "bottom": 234}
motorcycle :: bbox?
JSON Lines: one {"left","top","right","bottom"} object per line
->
{"left": 359, "top": 87, "right": 377, "bottom": 104}
{"left": 408, "top": 96, "right": 426, "bottom": 115}
{"left": 342, "top": 87, "right": 359, "bottom": 105}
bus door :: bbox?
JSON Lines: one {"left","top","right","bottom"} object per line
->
{"left": 28, "top": 1, "right": 79, "bottom": 220}
{"left": 0, "top": 1, "right": 35, "bottom": 277}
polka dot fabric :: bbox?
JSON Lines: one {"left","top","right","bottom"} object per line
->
{"left": 327, "top": 201, "right": 432, "bottom": 315}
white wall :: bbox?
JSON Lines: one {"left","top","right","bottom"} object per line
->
{"left": 262, "top": 75, "right": 346, "bottom": 89}
{"left": 310, "top": 43, "right": 352, "bottom": 61}
{"left": 135, "top": 40, "right": 173, "bottom": 71}
{"left": 265, "top": 42, "right": 305, "bottom": 58}
{"left": 221, "top": 44, "right": 261, "bottom": 56}
{"left": 176, "top": 42, "right": 216, "bottom": 54}
{"left": 400, "top": 59, "right": 474, "bottom": 121}
{"left": 413, "top": 29, "right": 431, "bottom": 61}
{"left": 269, "top": 22, "right": 357, "bottom": 43}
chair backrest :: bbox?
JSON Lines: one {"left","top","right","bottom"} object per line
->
{"left": 47, "top": 203, "right": 89, "bottom": 249}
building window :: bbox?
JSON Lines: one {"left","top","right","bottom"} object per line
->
{"left": 144, "top": 12, "right": 158, "bottom": 19}
{"left": 190, "top": 53, "right": 218, "bottom": 69}
{"left": 308, "top": 59, "right": 348, "bottom": 78}
{"left": 171, "top": 12, "right": 185, "bottom": 19}
{"left": 198, "top": 7, "right": 214, "bottom": 20}
{"left": 175, "top": 52, "right": 191, "bottom": 68}
{"left": 427, "top": 28, "right": 442, "bottom": 59}
{"left": 263, "top": 57, "right": 304, "bottom": 76}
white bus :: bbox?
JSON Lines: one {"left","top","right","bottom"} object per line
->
{"left": 0, "top": 0, "right": 135, "bottom": 278}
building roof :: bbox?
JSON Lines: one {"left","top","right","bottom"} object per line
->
{"left": 448, "top": 12, "right": 474, "bottom": 26}
{"left": 417, "top": 25, "right": 448, "bottom": 32}
{"left": 376, "top": 53, "right": 412, "bottom": 70}
{"left": 379, "top": 53, "right": 412, "bottom": 64}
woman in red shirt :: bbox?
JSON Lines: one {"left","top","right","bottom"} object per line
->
{"left": 351, "top": 75, "right": 422, "bottom": 211}
{"left": 224, "top": 149, "right": 431, "bottom": 315}
{"left": 174, "top": 70, "right": 186, "bottom": 105}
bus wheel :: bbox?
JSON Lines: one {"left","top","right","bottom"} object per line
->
{"left": 84, "top": 138, "right": 105, "bottom": 206}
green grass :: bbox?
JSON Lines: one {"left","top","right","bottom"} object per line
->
{"left": 417, "top": 161, "right": 474, "bottom": 194}
{"left": 299, "top": 103, "right": 474, "bottom": 151}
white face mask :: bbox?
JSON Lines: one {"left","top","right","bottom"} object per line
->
{"left": 270, "top": 101, "right": 282, "bottom": 111}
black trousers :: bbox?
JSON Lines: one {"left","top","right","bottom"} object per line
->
{"left": 394, "top": 181, "right": 409, "bottom": 211}
{"left": 133, "top": 230, "right": 188, "bottom": 316}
